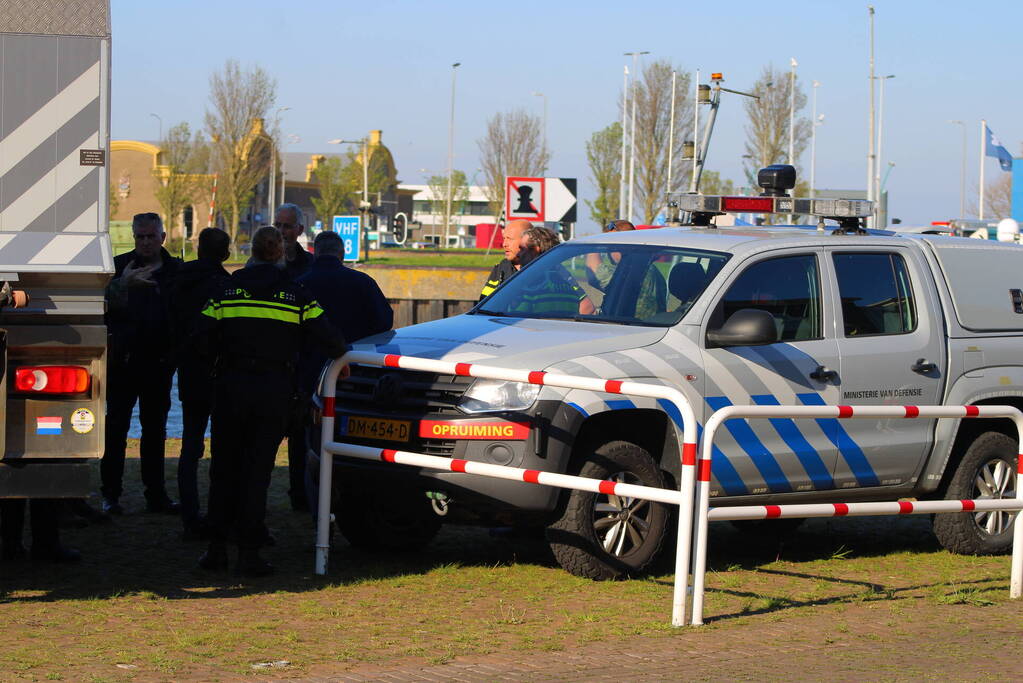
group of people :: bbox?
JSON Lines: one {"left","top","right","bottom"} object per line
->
{"left": 2, "top": 204, "right": 393, "bottom": 574}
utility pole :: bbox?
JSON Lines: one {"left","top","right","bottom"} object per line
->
{"left": 948, "top": 120, "right": 966, "bottom": 218}
{"left": 874, "top": 75, "right": 894, "bottom": 225}
{"left": 666, "top": 70, "right": 677, "bottom": 197}
{"left": 445, "top": 62, "right": 461, "bottom": 248}
{"left": 979, "top": 119, "right": 986, "bottom": 220}
{"left": 619, "top": 65, "right": 628, "bottom": 219}
{"left": 787, "top": 58, "right": 797, "bottom": 166}
{"left": 533, "top": 91, "right": 547, "bottom": 175}
{"left": 269, "top": 106, "right": 290, "bottom": 220}
{"left": 624, "top": 51, "right": 648, "bottom": 221}
{"left": 810, "top": 80, "right": 820, "bottom": 197}
{"left": 867, "top": 5, "right": 876, "bottom": 228}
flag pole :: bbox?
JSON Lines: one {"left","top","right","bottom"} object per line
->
{"left": 979, "top": 119, "right": 986, "bottom": 220}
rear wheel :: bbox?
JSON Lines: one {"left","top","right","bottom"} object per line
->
{"left": 334, "top": 477, "right": 442, "bottom": 551}
{"left": 546, "top": 441, "right": 669, "bottom": 580}
{"left": 933, "top": 431, "right": 1019, "bottom": 555}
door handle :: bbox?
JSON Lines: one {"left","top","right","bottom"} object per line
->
{"left": 809, "top": 365, "right": 837, "bottom": 382}
{"left": 912, "top": 358, "right": 938, "bottom": 374}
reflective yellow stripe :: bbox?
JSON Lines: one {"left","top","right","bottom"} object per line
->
{"left": 201, "top": 301, "right": 221, "bottom": 320}
{"left": 217, "top": 303, "right": 301, "bottom": 324}
{"left": 302, "top": 301, "right": 325, "bottom": 320}
{"left": 480, "top": 279, "right": 500, "bottom": 297}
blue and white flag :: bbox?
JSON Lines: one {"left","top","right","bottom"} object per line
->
{"left": 985, "top": 125, "right": 1014, "bottom": 172}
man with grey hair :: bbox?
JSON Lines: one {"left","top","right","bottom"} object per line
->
{"left": 290, "top": 230, "right": 392, "bottom": 510}
{"left": 101, "top": 212, "right": 182, "bottom": 515}
{"left": 273, "top": 203, "right": 311, "bottom": 280}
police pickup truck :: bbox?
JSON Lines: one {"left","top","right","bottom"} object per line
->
{"left": 315, "top": 165, "right": 1022, "bottom": 580}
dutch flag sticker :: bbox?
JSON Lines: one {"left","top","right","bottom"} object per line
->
{"left": 36, "top": 417, "right": 62, "bottom": 435}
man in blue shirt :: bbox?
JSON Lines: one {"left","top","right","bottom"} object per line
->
{"left": 290, "top": 230, "right": 393, "bottom": 509}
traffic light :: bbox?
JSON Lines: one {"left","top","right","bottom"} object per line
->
{"left": 392, "top": 212, "right": 409, "bottom": 245}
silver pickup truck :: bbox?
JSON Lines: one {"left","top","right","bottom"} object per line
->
{"left": 315, "top": 173, "right": 1022, "bottom": 580}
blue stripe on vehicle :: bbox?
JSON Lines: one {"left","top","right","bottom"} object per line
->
{"left": 705, "top": 396, "right": 792, "bottom": 493}
{"left": 796, "top": 392, "right": 880, "bottom": 487}
{"left": 606, "top": 399, "right": 636, "bottom": 411}
{"left": 751, "top": 394, "right": 834, "bottom": 490}
{"left": 566, "top": 402, "right": 589, "bottom": 417}
{"left": 656, "top": 398, "right": 747, "bottom": 496}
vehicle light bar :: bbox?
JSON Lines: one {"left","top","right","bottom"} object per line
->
{"left": 677, "top": 194, "right": 873, "bottom": 219}
{"left": 14, "top": 366, "right": 90, "bottom": 395}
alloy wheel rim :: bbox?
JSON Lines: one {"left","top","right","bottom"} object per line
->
{"left": 972, "top": 458, "right": 1018, "bottom": 536}
{"left": 592, "top": 471, "right": 653, "bottom": 557}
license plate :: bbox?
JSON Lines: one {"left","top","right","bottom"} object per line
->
{"left": 341, "top": 416, "right": 412, "bottom": 443}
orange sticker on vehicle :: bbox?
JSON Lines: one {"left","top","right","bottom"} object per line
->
{"left": 418, "top": 420, "right": 529, "bottom": 440}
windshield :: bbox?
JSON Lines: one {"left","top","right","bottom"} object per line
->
{"left": 475, "top": 243, "right": 729, "bottom": 326}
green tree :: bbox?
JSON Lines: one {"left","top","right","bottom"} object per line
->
{"left": 698, "top": 170, "right": 736, "bottom": 196}
{"left": 311, "top": 153, "right": 361, "bottom": 225}
{"left": 153, "top": 122, "right": 206, "bottom": 243}
{"left": 584, "top": 122, "right": 623, "bottom": 229}
{"left": 426, "top": 170, "right": 469, "bottom": 230}
{"left": 204, "top": 59, "right": 276, "bottom": 242}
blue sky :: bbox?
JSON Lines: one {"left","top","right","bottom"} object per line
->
{"left": 111, "top": 0, "right": 1022, "bottom": 228}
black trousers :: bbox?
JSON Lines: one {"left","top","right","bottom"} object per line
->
{"left": 0, "top": 499, "right": 60, "bottom": 550}
{"left": 177, "top": 363, "right": 213, "bottom": 526}
{"left": 286, "top": 398, "right": 309, "bottom": 505}
{"left": 100, "top": 355, "right": 175, "bottom": 502}
{"left": 207, "top": 369, "right": 291, "bottom": 548}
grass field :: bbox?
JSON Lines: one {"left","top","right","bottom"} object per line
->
{"left": 2, "top": 441, "right": 1021, "bottom": 680}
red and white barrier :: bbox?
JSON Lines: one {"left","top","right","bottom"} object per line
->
{"left": 317, "top": 350, "right": 699, "bottom": 627}
{"left": 689, "top": 404, "right": 1023, "bottom": 626}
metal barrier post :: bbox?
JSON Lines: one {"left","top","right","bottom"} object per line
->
{"left": 690, "top": 404, "right": 1023, "bottom": 626}
{"left": 316, "top": 351, "right": 699, "bottom": 626}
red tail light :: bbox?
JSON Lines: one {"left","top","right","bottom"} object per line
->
{"left": 722, "top": 197, "right": 775, "bottom": 212}
{"left": 14, "top": 366, "right": 90, "bottom": 394}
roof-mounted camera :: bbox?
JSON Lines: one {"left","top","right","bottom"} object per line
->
{"left": 758, "top": 164, "right": 796, "bottom": 197}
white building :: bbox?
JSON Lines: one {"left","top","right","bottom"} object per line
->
{"left": 401, "top": 184, "right": 497, "bottom": 248}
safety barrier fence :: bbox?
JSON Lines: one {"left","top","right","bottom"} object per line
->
{"left": 317, "top": 351, "right": 699, "bottom": 627}
{"left": 689, "top": 404, "right": 1023, "bottom": 626}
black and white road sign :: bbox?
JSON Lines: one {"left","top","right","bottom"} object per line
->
{"left": 506, "top": 177, "right": 545, "bottom": 220}
{"left": 544, "top": 177, "right": 577, "bottom": 223}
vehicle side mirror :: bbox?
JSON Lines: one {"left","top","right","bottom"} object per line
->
{"left": 706, "top": 308, "right": 779, "bottom": 348}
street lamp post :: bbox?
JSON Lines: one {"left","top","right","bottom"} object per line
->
{"left": 948, "top": 120, "right": 966, "bottom": 218}
{"left": 619, "top": 65, "right": 628, "bottom": 219}
{"left": 810, "top": 80, "right": 821, "bottom": 197}
{"left": 149, "top": 112, "right": 162, "bottom": 142}
{"left": 874, "top": 74, "right": 894, "bottom": 223}
{"left": 787, "top": 58, "right": 797, "bottom": 166}
{"left": 867, "top": 5, "right": 876, "bottom": 227}
{"left": 444, "top": 62, "right": 461, "bottom": 248}
{"left": 624, "top": 50, "right": 649, "bottom": 222}
{"left": 269, "top": 106, "right": 290, "bottom": 221}
{"left": 533, "top": 91, "right": 547, "bottom": 174}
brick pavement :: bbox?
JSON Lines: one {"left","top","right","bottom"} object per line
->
{"left": 280, "top": 601, "right": 1023, "bottom": 682}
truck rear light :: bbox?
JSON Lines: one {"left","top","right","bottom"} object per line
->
{"left": 14, "top": 366, "right": 90, "bottom": 395}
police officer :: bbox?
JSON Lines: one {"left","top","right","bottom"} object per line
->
{"left": 478, "top": 219, "right": 531, "bottom": 300}
{"left": 168, "top": 227, "right": 231, "bottom": 539}
{"left": 197, "top": 226, "right": 346, "bottom": 576}
{"left": 101, "top": 212, "right": 182, "bottom": 515}
{"left": 0, "top": 283, "right": 80, "bottom": 562}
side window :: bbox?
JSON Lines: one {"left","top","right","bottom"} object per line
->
{"left": 833, "top": 252, "right": 916, "bottom": 337}
{"left": 719, "top": 254, "right": 821, "bottom": 342}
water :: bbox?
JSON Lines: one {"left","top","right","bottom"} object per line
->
{"left": 127, "top": 372, "right": 199, "bottom": 439}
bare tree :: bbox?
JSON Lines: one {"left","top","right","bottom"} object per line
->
{"left": 153, "top": 122, "right": 206, "bottom": 245}
{"left": 477, "top": 109, "right": 550, "bottom": 217}
{"left": 310, "top": 153, "right": 360, "bottom": 226}
{"left": 584, "top": 122, "right": 623, "bottom": 229}
{"left": 204, "top": 59, "right": 276, "bottom": 242}
{"left": 427, "top": 170, "right": 469, "bottom": 230}
{"left": 742, "top": 64, "right": 811, "bottom": 184}
{"left": 621, "top": 61, "right": 694, "bottom": 224}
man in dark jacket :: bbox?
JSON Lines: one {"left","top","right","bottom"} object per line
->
{"left": 101, "top": 212, "right": 182, "bottom": 515}
{"left": 290, "top": 230, "right": 392, "bottom": 510}
{"left": 274, "top": 203, "right": 311, "bottom": 280}
{"left": 197, "top": 227, "right": 347, "bottom": 576}
{"left": 168, "top": 228, "right": 231, "bottom": 539}
{"left": 478, "top": 219, "right": 530, "bottom": 300}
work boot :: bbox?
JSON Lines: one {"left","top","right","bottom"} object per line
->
{"left": 197, "top": 542, "right": 229, "bottom": 571}
{"left": 102, "top": 498, "right": 124, "bottom": 515}
{"left": 30, "top": 544, "right": 82, "bottom": 563}
{"left": 146, "top": 495, "right": 180, "bottom": 515}
{"left": 236, "top": 547, "right": 274, "bottom": 577}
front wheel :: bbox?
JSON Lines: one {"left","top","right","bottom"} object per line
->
{"left": 933, "top": 431, "right": 1019, "bottom": 555}
{"left": 546, "top": 441, "right": 669, "bottom": 580}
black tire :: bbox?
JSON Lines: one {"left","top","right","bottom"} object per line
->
{"left": 546, "top": 440, "right": 669, "bottom": 580}
{"left": 334, "top": 477, "right": 442, "bottom": 551}
{"left": 933, "top": 431, "right": 1019, "bottom": 555}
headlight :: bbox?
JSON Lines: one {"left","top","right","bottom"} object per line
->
{"left": 458, "top": 379, "right": 541, "bottom": 414}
